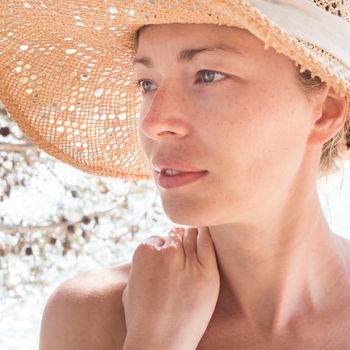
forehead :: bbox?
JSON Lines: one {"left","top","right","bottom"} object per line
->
{"left": 133, "top": 23, "right": 288, "bottom": 74}
{"left": 133, "top": 23, "right": 267, "bottom": 68}
{"left": 135, "top": 23, "right": 261, "bottom": 52}
{"left": 133, "top": 23, "right": 300, "bottom": 86}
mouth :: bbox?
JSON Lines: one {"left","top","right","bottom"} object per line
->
{"left": 155, "top": 169, "right": 209, "bottom": 189}
{"left": 157, "top": 169, "right": 204, "bottom": 174}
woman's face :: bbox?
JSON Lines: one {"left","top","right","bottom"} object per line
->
{"left": 134, "top": 23, "right": 319, "bottom": 226}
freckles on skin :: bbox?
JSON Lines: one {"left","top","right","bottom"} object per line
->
{"left": 135, "top": 23, "right": 317, "bottom": 225}
{"left": 205, "top": 71, "right": 310, "bottom": 202}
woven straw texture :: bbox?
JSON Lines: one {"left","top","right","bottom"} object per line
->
{"left": 0, "top": 0, "right": 349, "bottom": 180}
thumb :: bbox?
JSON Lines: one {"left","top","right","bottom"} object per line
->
{"left": 196, "top": 226, "right": 218, "bottom": 268}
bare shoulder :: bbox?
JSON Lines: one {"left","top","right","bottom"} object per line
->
{"left": 40, "top": 261, "right": 132, "bottom": 350}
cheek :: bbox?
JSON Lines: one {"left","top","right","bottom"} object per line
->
{"left": 202, "top": 91, "right": 309, "bottom": 184}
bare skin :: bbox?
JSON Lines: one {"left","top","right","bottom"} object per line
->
{"left": 40, "top": 23, "right": 350, "bottom": 349}
{"left": 135, "top": 20, "right": 350, "bottom": 335}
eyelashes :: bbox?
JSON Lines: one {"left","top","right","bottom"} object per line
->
{"left": 136, "top": 70, "right": 228, "bottom": 94}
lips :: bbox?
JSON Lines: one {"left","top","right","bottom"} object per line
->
{"left": 156, "top": 169, "right": 208, "bottom": 189}
{"left": 159, "top": 169, "right": 200, "bottom": 175}
{"left": 151, "top": 156, "right": 206, "bottom": 173}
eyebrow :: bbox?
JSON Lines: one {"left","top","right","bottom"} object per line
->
{"left": 132, "top": 44, "right": 245, "bottom": 68}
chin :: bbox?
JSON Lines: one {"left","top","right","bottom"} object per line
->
{"left": 161, "top": 203, "right": 211, "bottom": 227}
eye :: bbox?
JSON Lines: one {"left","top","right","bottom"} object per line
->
{"left": 136, "top": 69, "right": 227, "bottom": 94}
{"left": 196, "top": 70, "right": 227, "bottom": 84}
{"left": 137, "top": 79, "right": 156, "bottom": 94}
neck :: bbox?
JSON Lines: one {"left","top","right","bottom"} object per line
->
{"left": 208, "top": 188, "right": 350, "bottom": 335}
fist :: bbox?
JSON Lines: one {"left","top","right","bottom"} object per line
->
{"left": 121, "top": 226, "right": 220, "bottom": 350}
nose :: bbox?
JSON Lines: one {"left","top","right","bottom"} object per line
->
{"left": 139, "top": 85, "right": 191, "bottom": 141}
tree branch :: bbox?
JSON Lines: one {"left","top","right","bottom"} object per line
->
{"left": 0, "top": 202, "right": 119, "bottom": 234}
{"left": 0, "top": 142, "right": 36, "bottom": 152}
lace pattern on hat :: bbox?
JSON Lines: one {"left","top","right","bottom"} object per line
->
{"left": 313, "top": 0, "right": 350, "bottom": 22}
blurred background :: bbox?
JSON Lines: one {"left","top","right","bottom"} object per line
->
{"left": 0, "top": 100, "right": 349, "bottom": 350}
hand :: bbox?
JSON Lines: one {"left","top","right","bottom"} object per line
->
{"left": 121, "top": 226, "right": 220, "bottom": 350}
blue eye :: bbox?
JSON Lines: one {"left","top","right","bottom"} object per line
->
{"left": 197, "top": 70, "right": 227, "bottom": 83}
{"left": 136, "top": 70, "right": 227, "bottom": 94}
{"left": 137, "top": 79, "right": 155, "bottom": 94}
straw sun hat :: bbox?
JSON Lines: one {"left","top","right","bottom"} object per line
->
{"left": 0, "top": 0, "right": 349, "bottom": 180}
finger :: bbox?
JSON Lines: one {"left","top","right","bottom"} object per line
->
{"left": 163, "top": 230, "right": 186, "bottom": 260}
{"left": 196, "top": 226, "right": 218, "bottom": 268}
{"left": 167, "top": 227, "right": 184, "bottom": 245}
{"left": 182, "top": 227, "right": 198, "bottom": 261}
{"left": 168, "top": 227, "right": 185, "bottom": 237}
{"left": 169, "top": 227, "right": 185, "bottom": 235}
{"left": 163, "top": 232, "right": 182, "bottom": 248}
{"left": 144, "top": 235, "right": 166, "bottom": 247}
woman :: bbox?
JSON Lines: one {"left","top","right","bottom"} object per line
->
{"left": 0, "top": 1, "right": 349, "bottom": 349}
{"left": 120, "top": 22, "right": 350, "bottom": 349}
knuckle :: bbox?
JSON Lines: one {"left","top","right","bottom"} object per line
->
{"left": 161, "top": 242, "right": 180, "bottom": 255}
{"left": 183, "top": 231, "right": 192, "bottom": 242}
{"left": 183, "top": 227, "right": 197, "bottom": 239}
{"left": 132, "top": 244, "right": 147, "bottom": 261}
{"left": 169, "top": 234, "right": 182, "bottom": 244}
{"left": 186, "top": 227, "right": 198, "bottom": 234}
{"left": 136, "top": 241, "right": 152, "bottom": 251}
{"left": 168, "top": 227, "right": 185, "bottom": 235}
{"left": 168, "top": 228, "right": 185, "bottom": 241}
{"left": 133, "top": 233, "right": 184, "bottom": 261}
{"left": 133, "top": 240, "right": 158, "bottom": 257}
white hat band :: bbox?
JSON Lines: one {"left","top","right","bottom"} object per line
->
{"left": 248, "top": 0, "right": 350, "bottom": 68}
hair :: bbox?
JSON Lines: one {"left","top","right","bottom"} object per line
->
{"left": 133, "top": 27, "right": 350, "bottom": 177}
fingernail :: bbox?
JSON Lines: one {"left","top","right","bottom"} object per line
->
{"left": 145, "top": 236, "right": 165, "bottom": 246}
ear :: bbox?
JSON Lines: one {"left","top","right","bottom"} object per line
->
{"left": 307, "top": 86, "right": 349, "bottom": 145}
